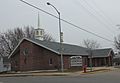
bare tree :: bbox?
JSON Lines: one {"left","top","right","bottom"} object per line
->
{"left": 24, "top": 26, "right": 34, "bottom": 39}
{"left": 114, "top": 35, "right": 120, "bottom": 51}
{"left": 83, "top": 39, "right": 100, "bottom": 49}
{"left": 23, "top": 26, "right": 56, "bottom": 41}
{"left": 0, "top": 26, "right": 55, "bottom": 56}
{"left": 0, "top": 28, "right": 24, "bottom": 57}
{"left": 43, "top": 32, "right": 56, "bottom": 42}
{"left": 83, "top": 39, "right": 101, "bottom": 71}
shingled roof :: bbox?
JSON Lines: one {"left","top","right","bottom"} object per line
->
{"left": 9, "top": 38, "right": 113, "bottom": 58}
{"left": 29, "top": 38, "right": 89, "bottom": 56}
{"left": 91, "top": 48, "right": 113, "bottom": 58}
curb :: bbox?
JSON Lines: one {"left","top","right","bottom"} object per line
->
{"left": 80, "top": 69, "right": 111, "bottom": 75}
{"left": 0, "top": 73, "right": 70, "bottom": 77}
{"left": 0, "top": 68, "right": 115, "bottom": 77}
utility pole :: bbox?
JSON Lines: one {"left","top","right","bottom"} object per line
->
{"left": 47, "top": 2, "right": 64, "bottom": 72}
{"left": 89, "top": 49, "right": 93, "bottom": 72}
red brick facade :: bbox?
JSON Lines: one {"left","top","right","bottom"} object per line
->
{"left": 87, "top": 57, "right": 113, "bottom": 67}
{"left": 11, "top": 40, "right": 71, "bottom": 71}
{"left": 10, "top": 39, "right": 114, "bottom": 71}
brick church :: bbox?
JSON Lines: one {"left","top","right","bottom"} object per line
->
{"left": 8, "top": 14, "right": 114, "bottom": 71}
{"left": 9, "top": 37, "right": 114, "bottom": 71}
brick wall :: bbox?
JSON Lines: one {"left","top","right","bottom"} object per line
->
{"left": 11, "top": 40, "right": 75, "bottom": 71}
{"left": 18, "top": 40, "right": 63, "bottom": 71}
{"left": 32, "top": 43, "right": 60, "bottom": 70}
{"left": 19, "top": 40, "right": 34, "bottom": 71}
{"left": 63, "top": 56, "right": 71, "bottom": 69}
{"left": 11, "top": 50, "right": 20, "bottom": 71}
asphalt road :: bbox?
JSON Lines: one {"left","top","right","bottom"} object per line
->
{"left": 0, "top": 70, "right": 120, "bottom": 83}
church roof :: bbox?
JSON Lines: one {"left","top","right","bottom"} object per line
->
{"left": 8, "top": 38, "right": 113, "bottom": 58}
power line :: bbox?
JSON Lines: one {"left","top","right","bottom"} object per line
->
{"left": 19, "top": 0, "right": 114, "bottom": 43}
{"left": 91, "top": 0, "right": 115, "bottom": 26}
{"left": 75, "top": 0, "right": 114, "bottom": 35}
{"left": 83, "top": 0, "right": 116, "bottom": 31}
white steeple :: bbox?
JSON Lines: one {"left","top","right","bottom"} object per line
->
{"left": 34, "top": 13, "right": 44, "bottom": 40}
{"left": 38, "top": 12, "right": 40, "bottom": 29}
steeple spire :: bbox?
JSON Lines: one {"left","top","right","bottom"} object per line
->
{"left": 38, "top": 12, "right": 40, "bottom": 29}
{"left": 34, "top": 12, "right": 44, "bottom": 41}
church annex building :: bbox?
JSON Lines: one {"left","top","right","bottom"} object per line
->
{"left": 9, "top": 38, "right": 114, "bottom": 71}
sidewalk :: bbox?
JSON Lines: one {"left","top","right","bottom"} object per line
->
{"left": 0, "top": 72, "right": 70, "bottom": 77}
{"left": 0, "top": 70, "right": 71, "bottom": 77}
{"left": 0, "top": 67, "right": 118, "bottom": 77}
{"left": 81, "top": 66, "right": 118, "bottom": 74}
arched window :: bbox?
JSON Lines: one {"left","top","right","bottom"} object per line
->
{"left": 36, "top": 30, "right": 39, "bottom": 35}
{"left": 40, "top": 31, "right": 43, "bottom": 35}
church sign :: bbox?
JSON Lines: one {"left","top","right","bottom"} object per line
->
{"left": 70, "top": 56, "right": 82, "bottom": 66}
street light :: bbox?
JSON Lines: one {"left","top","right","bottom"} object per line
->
{"left": 47, "top": 2, "right": 64, "bottom": 72}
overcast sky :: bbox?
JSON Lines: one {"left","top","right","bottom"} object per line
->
{"left": 0, "top": 0, "right": 120, "bottom": 49}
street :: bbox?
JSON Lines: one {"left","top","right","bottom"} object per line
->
{"left": 0, "top": 70, "right": 120, "bottom": 83}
